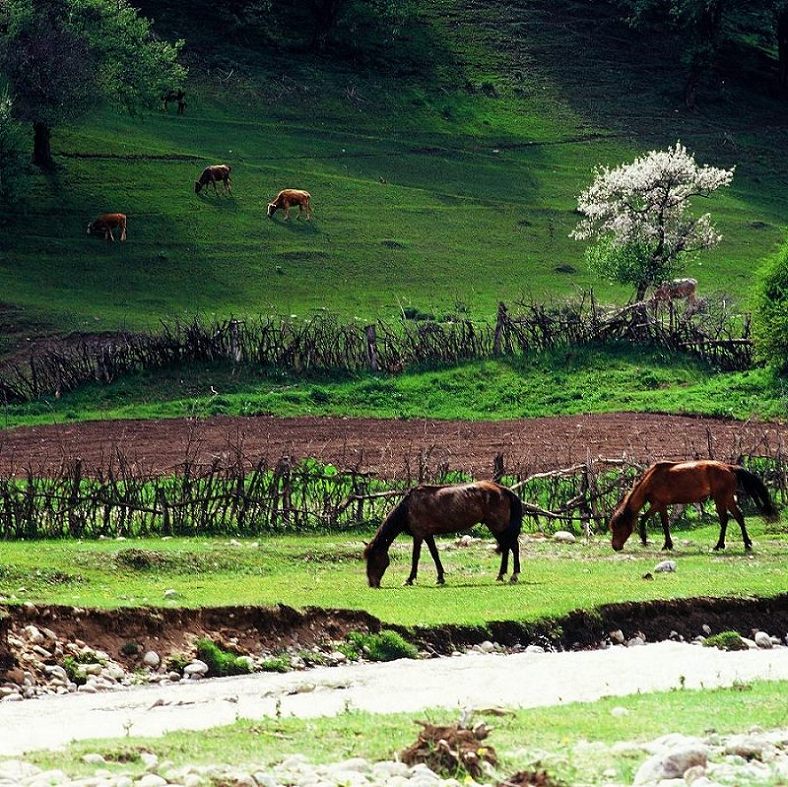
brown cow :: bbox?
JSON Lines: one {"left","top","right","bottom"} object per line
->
{"left": 195, "top": 164, "right": 232, "bottom": 195}
{"left": 162, "top": 89, "right": 187, "bottom": 115}
{"left": 267, "top": 189, "right": 312, "bottom": 221}
{"left": 652, "top": 278, "right": 697, "bottom": 305}
{"left": 87, "top": 213, "right": 127, "bottom": 242}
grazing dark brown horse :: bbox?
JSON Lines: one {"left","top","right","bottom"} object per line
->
{"left": 610, "top": 460, "right": 777, "bottom": 552}
{"left": 364, "top": 480, "right": 523, "bottom": 588}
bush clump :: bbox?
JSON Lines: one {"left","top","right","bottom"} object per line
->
{"left": 195, "top": 639, "right": 253, "bottom": 676}
{"left": 703, "top": 631, "right": 748, "bottom": 651}
{"left": 754, "top": 242, "right": 788, "bottom": 371}
{"left": 340, "top": 630, "right": 418, "bottom": 662}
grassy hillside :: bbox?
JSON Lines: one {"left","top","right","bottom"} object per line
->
{"left": 3, "top": 346, "right": 786, "bottom": 428}
{"left": 2, "top": 0, "right": 787, "bottom": 340}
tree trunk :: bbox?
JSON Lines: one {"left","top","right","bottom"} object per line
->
{"left": 32, "top": 123, "right": 54, "bottom": 169}
{"left": 636, "top": 281, "right": 649, "bottom": 302}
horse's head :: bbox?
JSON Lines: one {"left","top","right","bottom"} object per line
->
{"left": 364, "top": 542, "right": 389, "bottom": 588}
{"left": 266, "top": 202, "right": 277, "bottom": 218}
{"left": 609, "top": 504, "right": 634, "bottom": 551}
{"left": 194, "top": 180, "right": 203, "bottom": 194}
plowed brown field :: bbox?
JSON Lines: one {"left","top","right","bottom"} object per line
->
{"left": 1, "top": 413, "right": 784, "bottom": 477}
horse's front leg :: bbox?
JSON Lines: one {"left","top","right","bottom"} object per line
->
{"left": 658, "top": 508, "right": 673, "bottom": 551}
{"left": 425, "top": 535, "right": 445, "bottom": 585}
{"left": 405, "top": 538, "right": 422, "bottom": 586}
{"left": 638, "top": 506, "right": 655, "bottom": 545}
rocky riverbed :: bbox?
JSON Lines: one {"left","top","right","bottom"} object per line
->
{"left": 2, "top": 726, "right": 788, "bottom": 786}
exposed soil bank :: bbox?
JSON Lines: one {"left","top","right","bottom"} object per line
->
{"left": 2, "top": 594, "right": 786, "bottom": 678}
{"left": 1, "top": 413, "right": 785, "bottom": 478}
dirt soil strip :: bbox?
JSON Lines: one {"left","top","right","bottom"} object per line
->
{"left": 1, "top": 413, "right": 785, "bottom": 477}
{"left": 1, "top": 640, "right": 788, "bottom": 756}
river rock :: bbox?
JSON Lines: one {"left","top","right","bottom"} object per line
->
{"left": 753, "top": 631, "right": 773, "bottom": 649}
{"left": 553, "top": 530, "right": 576, "bottom": 543}
{"left": 136, "top": 775, "right": 168, "bottom": 787}
{"left": 184, "top": 660, "right": 209, "bottom": 676}
{"left": 654, "top": 560, "right": 677, "bottom": 573}
{"left": 0, "top": 760, "right": 41, "bottom": 780}
{"left": 478, "top": 640, "right": 496, "bottom": 653}
{"left": 723, "top": 733, "right": 775, "bottom": 760}
{"left": 81, "top": 754, "right": 106, "bottom": 765}
{"left": 140, "top": 752, "right": 159, "bottom": 770}
{"left": 143, "top": 651, "right": 161, "bottom": 668}
{"left": 23, "top": 625, "right": 45, "bottom": 645}
{"left": 609, "top": 629, "right": 625, "bottom": 644}
{"left": 634, "top": 745, "right": 708, "bottom": 784}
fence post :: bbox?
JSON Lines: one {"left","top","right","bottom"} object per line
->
{"left": 365, "top": 325, "right": 380, "bottom": 372}
{"left": 493, "top": 302, "right": 508, "bottom": 356}
{"left": 230, "top": 319, "right": 244, "bottom": 364}
{"left": 493, "top": 453, "right": 505, "bottom": 482}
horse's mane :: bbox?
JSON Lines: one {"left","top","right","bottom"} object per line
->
{"left": 365, "top": 493, "right": 410, "bottom": 556}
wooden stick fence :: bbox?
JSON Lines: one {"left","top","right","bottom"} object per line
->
{"left": 0, "top": 295, "right": 754, "bottom": 404}
{"left": 0, "top": 446, "right": 783, "bottom": 540}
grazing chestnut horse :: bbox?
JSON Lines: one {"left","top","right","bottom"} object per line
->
{"left": 267, "top": 189, "right": 312, "bottom": 221}
{"left": 364, "top": 480, "right": 523, "bottom": 588}
{"left": 610, "top": 460, "right": 777, "bottom": 552}
{"left": 87, "top": 213, "right": 127, "bottom": 242}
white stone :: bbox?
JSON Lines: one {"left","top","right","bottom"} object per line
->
{"left": 525, "top": 645, "right": 545, "bottom": 653}
{"left": 611, "top": 706, "right": 629, "bottom": 717}
{"left": 163, "top": 589, "right": 179, "bottom": 600}
{"left": 143, "top": 651, "right": 161, "bottom": 668}
{"left": 23, "top": 626, "right": 45, "bottom": 645}
{"left": 136, "top": 776, "right": 167, "bottom": 787}
{"left": 634, "top": 746, "right": 708, "bottom": 784}
{"left": 0, "top": 761, "right": 41, "bottom": 781}
{"left": 609, "top": 629, "right": 625, "bottom": 644}
{"left": 753, "top": 631, "right": 773, "bottom": 649}
{"left": 140, "top": 753, "right": 158, "bottom": 770}
{"left": 654, "top": 560, "right": 677, "bottom": 573}
{"left": 81, "top": 754, "right": 106, "bottom": 766}
{"left": 478, "top": 641, "right": 495, "bottom": 653}
{"left": 553, "top": 530, "right": 577, "bottom": 543}
{"left": 183, "top": 660, "right": 209, "bottom": 676}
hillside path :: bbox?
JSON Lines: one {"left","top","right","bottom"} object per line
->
{"left": 1, "top": 642, "right": 787, "bottom": 756}
{"left": 0, "top": 413, "right": 784, "bottom": 477}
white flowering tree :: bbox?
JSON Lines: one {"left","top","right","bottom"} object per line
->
{"left": 572, "top": 142, "right": 734, "bottom": 301}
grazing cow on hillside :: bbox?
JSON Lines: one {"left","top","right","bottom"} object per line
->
{"left": 652, "top": 278, "right": 698, "bottom": 305}
{"left": 87, "top": 213, "right": 127, "bottom": 242}
{"left": 267, "top": 189, "right": 312, "bottom": 221}
{"left": 162, "top": 89, "right": 187, "bottom": 115}
{"left": 195, "top": 164, "right": 232, "bottom": 195}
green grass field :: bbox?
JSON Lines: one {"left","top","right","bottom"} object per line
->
{"left": 1, "top": 520, "right": 785, "bottom": 624}
{"left": 24, "top": 681, "right": 788, "bottom": 784}
{"left": 3, "top": 346, "right": 786, "bottom": 428}
{"left": 2, "top": 0, "right": 787, "bottom": 341}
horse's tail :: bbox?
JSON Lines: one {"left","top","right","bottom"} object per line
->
{"left": 496, "top": 487, "right": 523, "bottom": 553}
{"left": 735, "top": 467, "right": 779, "bottom": 521}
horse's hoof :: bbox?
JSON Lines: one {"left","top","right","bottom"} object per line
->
{"left": 496, "top": 575, "right": 505, "bottom": 583}
{"left": 713, "top": 544, "right": 724, "bottom": 551}
{"left": 436, "top": 577, "right": 445, "bottom": 586}
{"left": 509, "top": 574, "right": 519, "bottom": 584}
{"left": 404, "top": 579, "right": 414, "bottom": 586}
{"left": 745, "top": 544, "right": 753, "bottom": 551}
